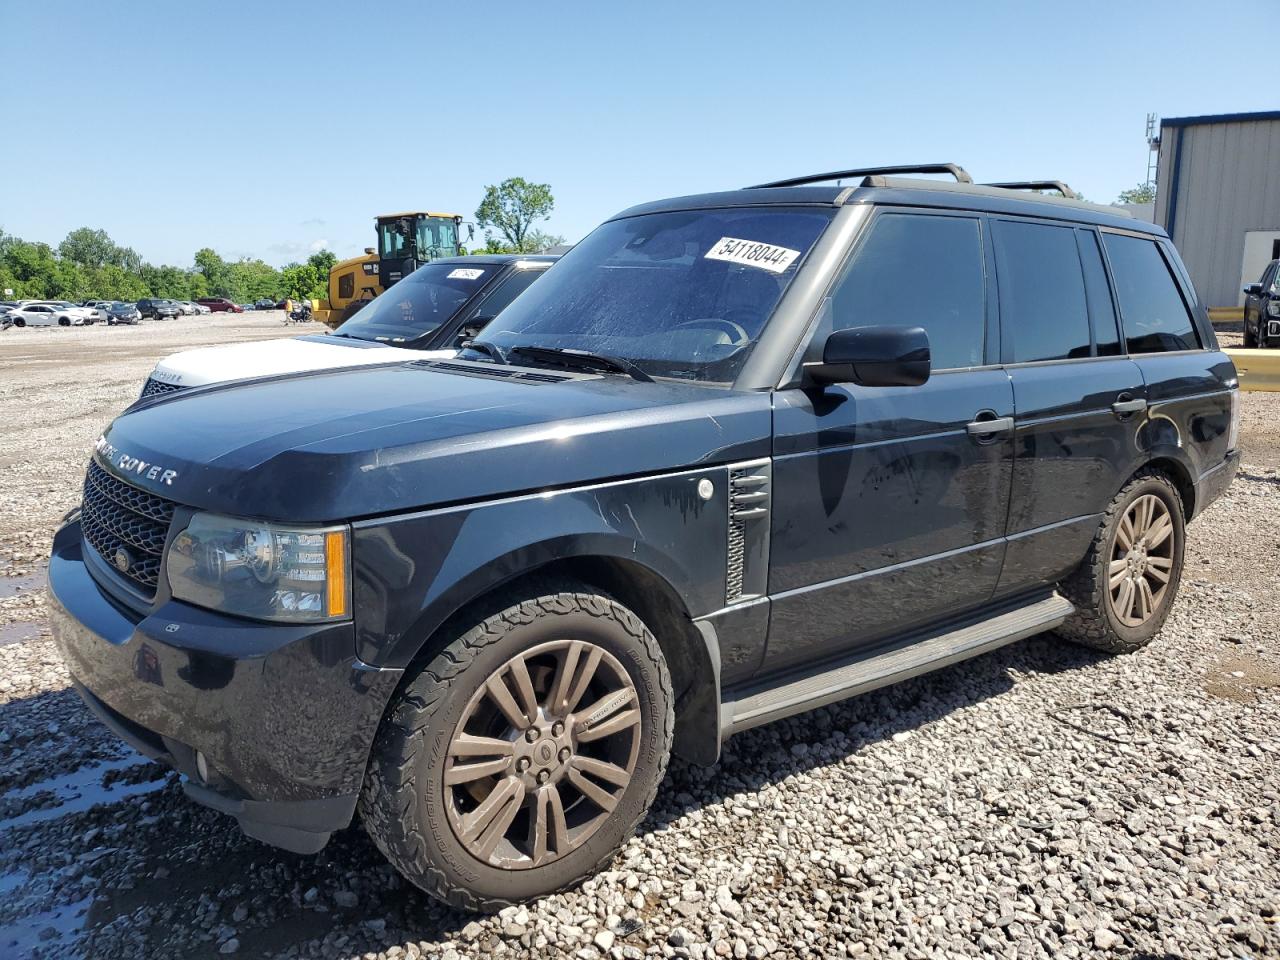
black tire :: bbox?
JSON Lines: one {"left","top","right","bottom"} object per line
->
{"left": 58, "top": 316, "right": 71, "bottom": 327}
{"left": 14, "top": 318, "right": 25, "bottom": 327}
{"left": 1056, "top": 470, "right": 1186, "bottom": 654}
{"left": 359, "top": 583, "right": 673, "bottom": 911}
{"left": 1243, "top": 320, "right": 1257, "bottom": 348}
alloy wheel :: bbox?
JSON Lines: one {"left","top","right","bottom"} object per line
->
{"left": 443, "top": 639, "right": 641, "bottom": 870}
{"left": 1108, "top": 494, "right": 1175, "bottom": 627}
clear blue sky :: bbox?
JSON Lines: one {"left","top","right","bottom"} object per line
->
{"left": 1, "top": 0, "right": 1273, "bottom": 268}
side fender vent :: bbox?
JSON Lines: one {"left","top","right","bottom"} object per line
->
{"left": 726, "top": 459, "right": 771, "bottom": 604}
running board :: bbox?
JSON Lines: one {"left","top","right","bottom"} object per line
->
{"left": 721, "top": 594, "right": 1073, "bottom": 736}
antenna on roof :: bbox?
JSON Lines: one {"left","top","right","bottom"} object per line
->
{"left": 1145, "top": 112, "right": 1160, "bottom": 186}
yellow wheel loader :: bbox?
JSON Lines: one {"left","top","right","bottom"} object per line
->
{"left": 313, "top": 212, "right": 469, "bottom": 328}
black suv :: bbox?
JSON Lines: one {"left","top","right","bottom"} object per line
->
{"left": 1243, "top": 258, "right": 1280, "bottom": 347}
{"left": 49, "top": 164, "right": 1238, "bottom": 910}
{"left": 137, "top": 298, "right": 180, "bottom": 321}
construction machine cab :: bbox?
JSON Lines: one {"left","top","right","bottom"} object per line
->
{"left": 375, "top": 212, "right": 467, "bottom": 289}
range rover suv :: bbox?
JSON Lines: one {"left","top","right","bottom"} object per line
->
{"left": 49, "top": 164, "right": 1238, "bottom": 910}
{"left": 136, "top": 255, "right": 554, "bottom": 399}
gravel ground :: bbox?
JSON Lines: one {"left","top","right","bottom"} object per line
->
{"left": 1, "top": 319, "right": 1278, "bottom": 959}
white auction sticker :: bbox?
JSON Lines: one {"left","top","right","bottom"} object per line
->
{"left": 704, "top": 237, "right": 801, "bottom": 274}
{"left": 447, "top": 268, "right": 486, "bottom": 280}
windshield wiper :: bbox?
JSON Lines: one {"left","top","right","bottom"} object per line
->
{"left": 508, "top": 346, "right": 654, "bottom": 383}
{"left": 460, "top": 340, "right": 508, "bottom": 364}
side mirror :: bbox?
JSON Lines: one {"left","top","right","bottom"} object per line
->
{"left": 1245, "top": 283, "right": 1263, "bottom": 296}
{"left": 807, "top": 325, "right": 931, "bottom": 387}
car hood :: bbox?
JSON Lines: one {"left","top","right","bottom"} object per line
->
{"left": 148, "top": 335, "right": 450, "bottom": 388}
{"left": 96, "top": 362, "right": 772, "bottom": 521}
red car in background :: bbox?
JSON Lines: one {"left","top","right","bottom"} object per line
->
{"left": 196, "top": 298, "right": 243, "bottom": 313}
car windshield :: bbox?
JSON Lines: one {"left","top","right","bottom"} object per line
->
{"left": 332, "top": 261, "right": 495, "bottom": 343}
{"left": 468, "top": 207, "right": 834, "bottom": 384}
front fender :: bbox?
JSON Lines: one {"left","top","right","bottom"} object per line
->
{"left": 351, "top": 466, "right": 731, "bottom": 668}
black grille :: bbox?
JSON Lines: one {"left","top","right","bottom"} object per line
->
{"left": 140, "top": 377, "right": 184, "bottom": 399}
{"left": 81, "top": 460, "right": 176, "bottom": 594}
{"left": 727, "top": 465, "right": 770, "bottom": 604}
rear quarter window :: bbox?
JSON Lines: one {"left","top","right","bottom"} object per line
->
{"left": 1102, "top": 233, "right": 1200, "bottom": 354}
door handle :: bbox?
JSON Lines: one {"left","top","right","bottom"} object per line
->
{"left": 1111, "top": 397, "right": 1147, "bottom": 416}
{"left": 965, "top": 415, "right": 1014, "bottom": 439}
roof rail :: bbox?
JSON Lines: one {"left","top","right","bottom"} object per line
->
{"left": 748, "top": 163, "right": 973, "bottom": 189}
{"left": 983, "top": 180, "right": 1078, "bottom": 199}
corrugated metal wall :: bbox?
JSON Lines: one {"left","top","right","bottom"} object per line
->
{"left": 1155, "top": 115, "right": 1280, "bottom": 306}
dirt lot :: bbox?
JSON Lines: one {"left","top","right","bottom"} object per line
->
{"left": 1, "top": 319, "right": 1278, "bottom": 959}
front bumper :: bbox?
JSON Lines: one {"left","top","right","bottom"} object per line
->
{"left": 47, "top": 521, "right": 403, "bottom": 852}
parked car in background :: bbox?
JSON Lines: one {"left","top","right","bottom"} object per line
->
{"left": 253, "top": 298, "right": 275, "bottom": 311}
{"left": 196, "top": 298, "right": 243, "bottom": 313}
{"left": 137, "top": 298, "right": 181, "bottom": 321}
{"left": 1243, "top": 259, "right": 1280, "bottom": 348}
{"left": 104, "top": 301, "right": 141, "bottom": 325}
{"left": 193, "top": 302, "right": 211, "bottom": 315}
{"left": 8, "top": 303, "right": 84, "bottom": 326}
{"left": 45, "top": 300, "right": 100, "bottom": 324}
{"left": 136, "top": 255, "right": 555, "bottom": 397}
{"left": 238, "top": 304, "right": 254, "bottom": 311}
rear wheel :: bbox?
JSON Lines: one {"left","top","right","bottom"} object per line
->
{"left": 360, "top": 584, "right": 673, "bottom": 911}
{"left": 1057, "top": 471, "right": 1185, "bottom": 653}
{"left": 14, "top": 318, "right": 25, "bottom": 327}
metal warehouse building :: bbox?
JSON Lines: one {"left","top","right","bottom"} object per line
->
{"left": 1153, "top": 110, "right": 1280, "bottom": 308}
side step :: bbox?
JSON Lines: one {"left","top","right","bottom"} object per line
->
{"left": 721, "top": 594, "right": 1073, "bottom": 736}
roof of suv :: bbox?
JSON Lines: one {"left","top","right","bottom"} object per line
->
{"left": 613, "top": 169, "right": 1164, "bottom": 237}
{"left": 430, "top": 254, "right": 559, "bottom": 267}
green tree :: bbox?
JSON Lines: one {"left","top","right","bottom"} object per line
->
{"left": 524, "top": 230, "right": 567, "bottom": 253}
{"left": 1116, "top": 181, "right": 1156, "bottom": 205}
{"left": 59, "top": 228, "right": 117, "bottom": 269}
{"left": 475, "top": 177, "right": 555, "bottom": 253}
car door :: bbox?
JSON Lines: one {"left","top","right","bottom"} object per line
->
{"left": 764, "top": 210, "right": 1014, "bottom": 674}
{"left": 989, "top": 219, "right": 1149, "bottom": 598}
{"left": 27, "top": 305, "right": 53, "bottom": 326}
{"left": 1103, "top": 230, "right": 1231, "bottom": 491}
{"left": 1258, "top": 262, "right": 1277, "bottom": 343}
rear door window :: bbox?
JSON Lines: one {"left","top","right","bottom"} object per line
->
{"left": 1102, "top": 233, "right": 1200, "bottom": 353}
{"left": 993, "top": 220, "right": 1091, "bottom": 362}
{"left": 828, "top": 212, "right": 986, "bottom": 370}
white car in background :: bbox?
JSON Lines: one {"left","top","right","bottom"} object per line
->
{"left": 135, "top": 255, "right": 555, "bottom": 399}
{"left": 8, "top": 302, "right": 93, "bottom": 327}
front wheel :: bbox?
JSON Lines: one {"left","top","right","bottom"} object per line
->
{"left": 360, "top": 584, "right": 673, "bottom": 911}
{"left": 58, "top": 316, "right": 71, "bottom": 327}
{"left": 1057, "top": 470, "right": 1185, "bottom": 654}
{"left": 1243, "top": 321, "right": 1257, "bottom": 348}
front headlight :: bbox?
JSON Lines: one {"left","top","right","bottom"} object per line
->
{"left": 166, "top": 513, "right": 350, "bottom": 623}
{"left": 1266, "top": 300, "right": 1280, "bottom": 318}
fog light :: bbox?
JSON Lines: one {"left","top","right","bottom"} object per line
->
{"left": 195, "top": 750, "right": 209, "bottom": 784}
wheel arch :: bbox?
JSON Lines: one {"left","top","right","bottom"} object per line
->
{"left": 385, "top": 547, "right": 722, "bottom": 767}
{"left": 1136, "top": 452, "right": 1195, "bottom": 519}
